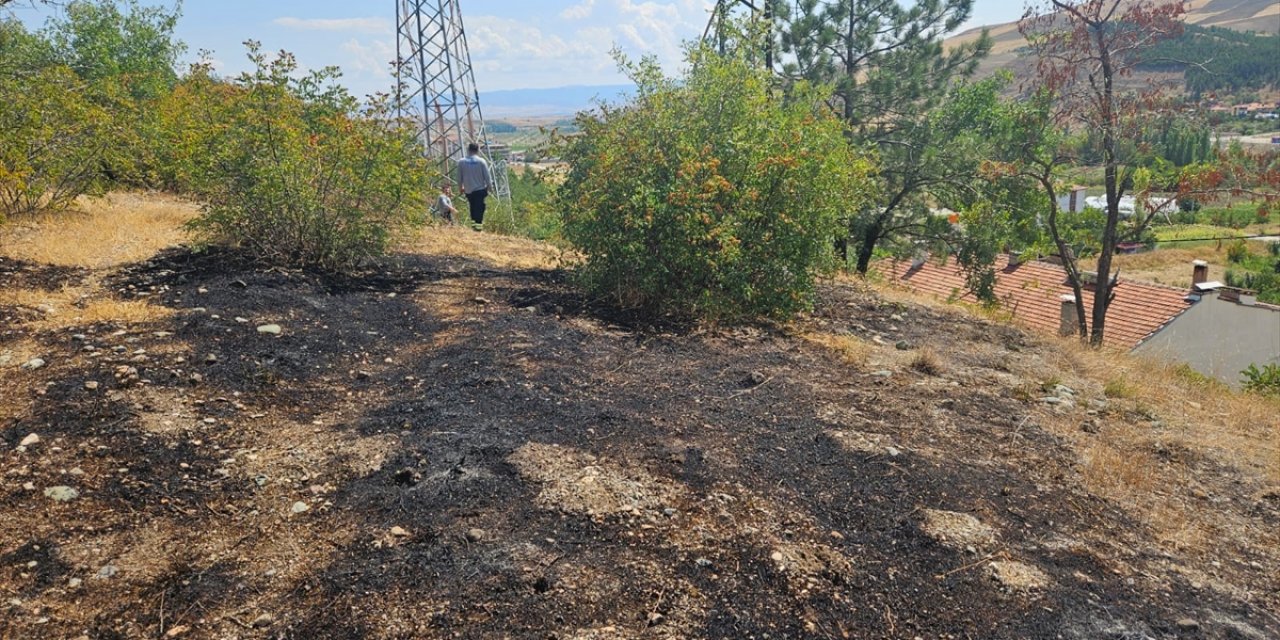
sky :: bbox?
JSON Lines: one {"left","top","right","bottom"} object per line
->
{"left": 7, "top": 1, "right": 1027, "bottom": 97}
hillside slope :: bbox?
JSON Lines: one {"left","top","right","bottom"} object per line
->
{"left": 948, "top": 0, "right": 1279, "bottom": 83}
{"left": 1, "top": 196, "right": 1278, "bottom": 639}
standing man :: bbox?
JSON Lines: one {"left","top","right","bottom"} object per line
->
{"left": 458, "top": 142, "right": 492, "bottom": 232}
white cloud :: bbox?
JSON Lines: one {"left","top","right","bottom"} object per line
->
{"left": 560, "top": 0, "right": 597, "bottom": 20}
{"left": 273, "top": 17, "right": 392, "bottom": 35}
{"left": 341, "top": 38, "right": 396, "bottom": 81}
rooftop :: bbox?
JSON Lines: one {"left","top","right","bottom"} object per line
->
{"left": 878, "top": 254, "right": 1195, "bottom": 350}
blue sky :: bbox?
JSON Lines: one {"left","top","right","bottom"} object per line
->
{"left": 8, "top": 1, "right": 1026, "bottom": 96}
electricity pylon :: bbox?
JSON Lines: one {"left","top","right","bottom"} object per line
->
{"left": 395, "top": 0, "right": 510, "bottom": 203}
{"left": 703, "top": 0, "right": 779, "bottom": 70}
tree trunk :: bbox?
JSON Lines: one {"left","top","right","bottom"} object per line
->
{"left": 1091, "top": 24, "right": 1119, "bottom": 347}
{"left": 854, "top": 219, "right": 882, "bottom": 275}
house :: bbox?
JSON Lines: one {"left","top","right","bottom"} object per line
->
{"left": 1135, "top": 262, "right": 1280, "bottom": 383}
{"left": 879, "top": 256, "right": 1280, "bottom": 386}
{"left": 1055, "top": 186, "right": 1089, "bottom": 214}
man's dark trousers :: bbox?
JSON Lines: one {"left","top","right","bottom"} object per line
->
{"left": 467, "top": 188, "right": 488, "bottom": 228}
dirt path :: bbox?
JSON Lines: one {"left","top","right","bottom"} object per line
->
{"left": 1, "top": 247, "right": 1277, "bottom": 639}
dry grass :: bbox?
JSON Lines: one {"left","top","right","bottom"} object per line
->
{"left": 0, "top": 282, "right": 172, "bottom": 331}
{"left": 868, "top": 277, "right": 1279, "bottom": 567}
{"left": 1083, "top": 245, "right": 1258, "bottom": 290}
{"left": 909, "top": 347, "right": 947, "bottom": 376}
{"left": 404, "top": 225, "right": 561, "bottom": 270}
{"left": 0, "top": 192, "right": 197, "bottom": 268}
{"left": 797, "top": 332, "right": 872, "bottom": 369}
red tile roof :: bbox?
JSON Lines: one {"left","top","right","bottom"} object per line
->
{"left": 877, "top": 255, "right": 1195, "bottom": 350}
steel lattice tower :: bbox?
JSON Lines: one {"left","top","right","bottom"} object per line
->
{"left": 395, "top": 0, "right": 509, "bottom": 202}
{"left": 701, "top": 0, "right": 778, "bottom": 70}
{"left": 704, "top": 0, "right": 778, "bottom": 69}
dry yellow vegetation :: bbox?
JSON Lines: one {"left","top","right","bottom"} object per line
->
{"left": 0, "top": 191, "right": 198, "bottom": 268}
{"left": 404, "top": 223, "right": 562, "bottom": 271}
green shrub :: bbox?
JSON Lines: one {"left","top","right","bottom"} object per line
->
{"left": 1226, "top": 239, "right": 1249, "bottom": 264}
{"left": 188, "top": 43, "right": 433, "bottom": 272}
{"left": 482, "top": 168, "right": 561, "bottom": 241}
{"left": 0, "top": 64, "right": 111, "bottom": 218}
{"left": 557, "top": 48, "right": 874, "bottom": 321}
{"left": 1241, "top": 363, "right": 1280, "bottom": 397}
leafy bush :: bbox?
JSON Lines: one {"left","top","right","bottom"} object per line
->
{"left": 481, "top": 168, "right": 562, "bottom": 241}
{"left": 188, "top": 44, "right": 433, "bottom": 271}
{"left": 0, "top": 64, "right": 111, "bottom": 219}
{"left": 1226, "top": 239, "right": 1249, "bottom": 263}
{"left": 558, "top": 48, "right": 874, "bottom": 321}
{"left": 1241, "top": 363, "right": 1280, "bottom": 397}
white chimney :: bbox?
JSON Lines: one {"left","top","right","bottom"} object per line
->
{"left": 1192, "top": 260, "right": 1209, "bottom": 286}
{"left": 1008, "top": 251, "right": 1022, "bottom": 267}
{"left": 1059, "top": 295, "right": 1078, "bottom": 336}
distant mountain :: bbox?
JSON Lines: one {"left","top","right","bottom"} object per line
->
{"left": 946, "top": 0, "right": 1280, "bottom": 82}
{"left": 480, "top": 84, "right": 634, "bottom": 117}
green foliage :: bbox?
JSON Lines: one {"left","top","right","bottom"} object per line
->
{"left": 1241, "top": 363, "right": 1280, "bottom": 397}
{"left": 1138, "top": 25, "right": 1280, "bottom": 96}
{"left": 777, "top": 0, "right": 992, "bottom": 274}
{"left": 42, "top": 0, "right": 183, "bottom": 101}
{"left": 188, "top": 43, "right": 433, "bottom": 272}
{"left": 0, "top": 61, "right": 111, "bottom": 219}
{"left": 483, "top": 169, "right": 561, "bottom": 241}
{"left": 1226, "top": 239, "right": 1249, "bottom": 263}
{"left": 558, "top": 48, "right": 874, "bottom": 322}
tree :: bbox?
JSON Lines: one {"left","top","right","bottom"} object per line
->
{"left": 42, "top": 0, "right": 183, "bottom": 101}
{"left": 779, "top": 0, "right": 992, "bottom": 274}
{"left": 1021, "top": 0, "right": 1185, "bottom": 346}
{"left": 557, "top": 46, "right": 875, "bottom": 322}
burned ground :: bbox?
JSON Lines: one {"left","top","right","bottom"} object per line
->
{"left": 1, "top": 242, "right": 1277, "bottom": 640}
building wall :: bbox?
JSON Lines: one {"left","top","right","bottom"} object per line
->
{"left": 1136, "top": 292, "right": 1280, "bottom": 387}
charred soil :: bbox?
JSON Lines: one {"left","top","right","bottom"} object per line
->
{"left": 1, "top": 243, "right": 1277, "bottom": 640}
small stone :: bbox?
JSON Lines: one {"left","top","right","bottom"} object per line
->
{"left": 204, "top": 354, "right": 218, "bottom": 364}
{"left": 695, "top": 557, "right": 713, "bottom": 568}
{"left": 67, "top": 578, "right": 82, "bottom": 589}
{"left": 885, "top": 446, "right": 903, "bottom": 457}
{"left": 164, "top": 625, "right": 190, "bottom": 638}
{"left": 234, "top": 317, "right": 249, "bottom": 324}
{"left": 647, "top": 612, "right": 665, "bottom": 627}
{"left": 95, "top": 565, "right": 118, "bottom": 579}
{"left": 871, "top": 370, "right": 893, "bottom": 379}
{"left": 290, "top": 501, "right": 310, "bottom": 514}
{"left": 830, "top": 531, "right": 845, "bottom": 541}
{"left": 84, "top": 381, "right": 100, "bottom": 391}
{"left": 36, "top": 304, "right": 54, "bottom": 314}
{"left": 256, "top": 324, "right": 282, "bottom": 335}
{"left": 770, "top": 551, "right": 785, "bottom": 563}
{"left": 20, "top": 433, "right": 40, "bottom": 447}
{"left": 466, "top": 528, "right": 486, "bottom": 543}
{"left": 1176, "top": 619, "right": 1199, "bottom": 632}
{"left": 251, "top": 613, "right": 274, "bottom": 628}
{"left": 68, "top": 467, "right": 85, "bottom": 476}
{"left": 44, "top": 486, "right": 79, "bottom": 502}
{"left": 21, "top": 358, "right": 46, "bottom": 370}
{"left": 895, "top": 340, "right": 912, "bottom": 351}
{"left": 72, "top": 334, "right": 87, "bottom": 342}
{"left": 390, "top": 526, "right": 410, "bottom": 537}
{"left": 472, "top": 296, "right": 490, "bottom": 305}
